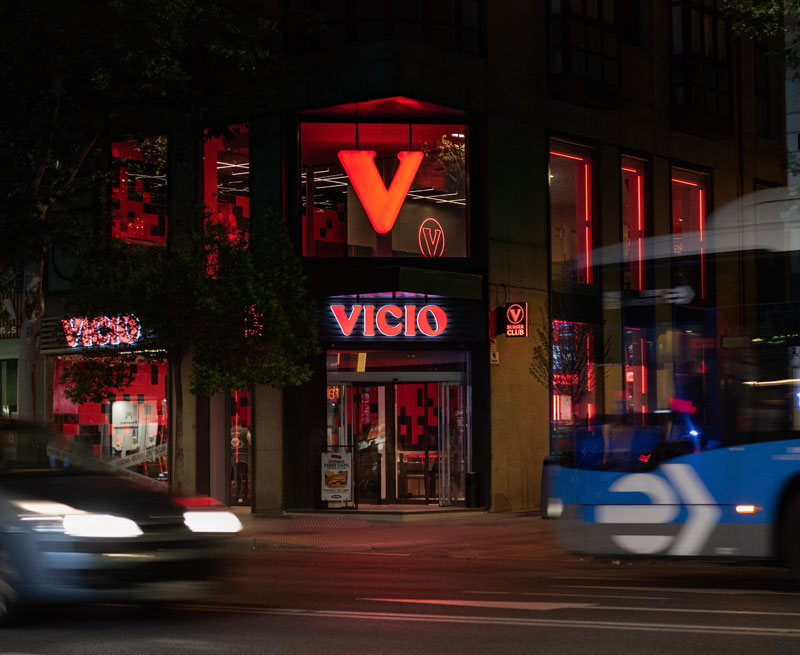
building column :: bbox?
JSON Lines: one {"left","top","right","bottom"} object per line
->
{"left": 253, "top": 384, "right": 283, "bottom": 513}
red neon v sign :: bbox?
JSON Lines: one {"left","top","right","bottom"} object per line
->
{"left": 338, "top": 150, "right": 423, "bottom": 234}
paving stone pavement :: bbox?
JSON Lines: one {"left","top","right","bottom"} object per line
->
{"left": 229, "top": 508, "right": 572, "bottom": 561}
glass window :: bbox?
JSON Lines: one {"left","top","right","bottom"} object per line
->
{"left": 671, "top": 167, "right": 709, "bottom": 299}
{"left": 229, "top": 389, "right": 252, "bottom": 505}
{"left": 204, "top": 126, "right": 249, "bottom": 237}
{"left": 0, "top": 360, "right": 17, "bottom": 418}
{"left": 111, "top": 138, "right": 167, "bottom": 244}
{"left": 552, "top": 320, "right": 596, "bottom": 424}
{"left": 300, "top": 121, "right": 467, "bottom": 258}
{"left": 549, "top": 141, "right": 594, "bottom": 285}
{"left": 621, "top": 156, "right": 649, "bottom": 291}
{"left": 51, "top": 356, "right": 168, "bottom": 484}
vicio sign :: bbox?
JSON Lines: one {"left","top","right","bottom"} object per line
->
{"left": 61, "top": 314, "right": 142, "bottom": 348}
{"left": 330, "top": 304, "right": 448, "bottom": 337}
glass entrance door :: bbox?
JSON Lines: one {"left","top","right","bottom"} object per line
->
{"left": 326, "top": 383, "right": 386, "bottom": 506}
{"left": 395, "top": 382, "right": 470, "bottom": 506}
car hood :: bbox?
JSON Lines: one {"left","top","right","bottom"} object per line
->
{"left": 0, "top": 471, "right": 180, "bottom": 521}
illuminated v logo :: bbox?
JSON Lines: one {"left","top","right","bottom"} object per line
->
{"left": 338, "top": 150, "right": 423, "bottom": 234}
{"left": 508, "top": 307, "right": 523, "bottom": 323}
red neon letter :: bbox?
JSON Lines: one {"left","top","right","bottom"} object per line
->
{"left": 363, "top": 305, "right": 375, "bottom": 336}
{"left": 330, "top": 305, "right": 362, "bottom": 336}
{"left": 417, "top": 305, "right": 447, "bottom": 336}
{"left": 61, "top": 317, "right": 85, "bottom": 348}
{"left": 404, "top": 305, "right": 417, "bottom": 336}
{"left": 116, "top": 315, "right": 141, "bottom": 345}
{"left": 338, "top": 150, "right": 424, "bottom": 234}
{"left": 91, "top": 316, "right": 113, "bottom": 346}
{"left": 376, "top": 305, "right": 403, "bottom": 336}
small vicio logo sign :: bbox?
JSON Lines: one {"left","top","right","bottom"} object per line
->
{"left": 502, "top": 302, "right": 528, "bottom": 338}
{"left": 418, "top": 217, "right": 445, "bottom": 257}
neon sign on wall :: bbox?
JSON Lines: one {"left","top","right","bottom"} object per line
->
{"left": 337, "top": 150, "right": 424, "bottom": 234}
{"left": 61, "top": 314, "right": 142, "bottom": 348}
{"left": 330, "top": 304, "right": 448, "bottom": 337}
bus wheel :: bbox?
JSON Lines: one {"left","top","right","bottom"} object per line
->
{"left": 781, "top": 494, "right": 800, "bottom": 580}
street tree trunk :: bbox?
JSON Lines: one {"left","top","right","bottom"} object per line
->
{"left": 18, "top": 251, "right": 45, "bottom": 423}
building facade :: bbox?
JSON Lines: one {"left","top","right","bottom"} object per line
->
{"left": 2, "top": 1, "right": 787, "bottom": 513}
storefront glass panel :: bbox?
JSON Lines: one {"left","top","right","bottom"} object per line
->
{"left": 51, "top": 356, "right": 168, "bottom": 487}
{"left": 229, "top": 389, "right": 252, "bottom": 505}
{"left": 325, "top": 350, "right": 470, "bottom": 507}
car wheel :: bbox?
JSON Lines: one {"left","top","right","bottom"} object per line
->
{"left": 0, "top": 549, "right": 18, "bottom": 625}
{"left": 781, "top": 493, "right": 800, "bottom": 581}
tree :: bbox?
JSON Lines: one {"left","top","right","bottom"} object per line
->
{"left": 724, "top": 1, "right": 800, "bottom": 67}
{"left": 60, "top": 208, "right": 319, "bottom": 491}
{"left": 0, "top": 0, "right": 310, "bottom": 422}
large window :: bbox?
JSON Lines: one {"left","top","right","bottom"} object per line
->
{"left": 670, "top": 0, "right": 731, "bottom": 130}
{"left": 203, "top": 126, "right": 249, "bottom": 236}
{"left": 51, "top": 356, "right": 168, "bottom": 485}
{"left": 111, "top": 138, "right": 167, "bottom": 244}
{"left": 300, "top": 122, "right": 467, "bottom": 258}
{"left": 549, "top": 141, "right": 595, "bottom": 285}
{"left": 621, "top": 156, "right": 650, "bottom": 291}
{"left": 289, "top": 0, "right": 484, "bottom": 55}
{"left": 671, "top": 167, "right": 710, "bottom": 299}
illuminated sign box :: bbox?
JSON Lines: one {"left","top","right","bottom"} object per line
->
{"left": 61, "top": 314, "right": 142, "bottom": 349}
{"left": 497, "top": 303, "right": 528, "bottom": 338}
{"left": 319, "top": 297, "right": 484, "bottom": 343}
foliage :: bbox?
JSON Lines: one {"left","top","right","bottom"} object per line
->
{"left": 63, "top": 210, "right": 319, "bottom": 403}
{"left": 58, "top": 354, "right": 138, "bottom": 405}
{"left": 724, "top": 0, "right": 800, "bottom": 69}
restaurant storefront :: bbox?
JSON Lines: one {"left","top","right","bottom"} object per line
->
{"left": 318, "top": 295, "right": 483, "bottom": 508}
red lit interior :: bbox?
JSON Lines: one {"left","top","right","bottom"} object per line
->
{"left": 111, "top": 139, "right": 167, "bottom": 245}
{"left": 51, "top": 357, "right": 168, "bottom": 479}
{"left": 550, "top": 149, "right": 593, "bottom": 284}
{"left": 621, "top": 159, "right": 647, "bottom": 291}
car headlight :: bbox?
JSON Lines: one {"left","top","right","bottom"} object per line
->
{"left": 12, "top": 500, "right": 143, "bottom": 538}
{"left": 62, "top": 514, "right": 143, "bottom": 538}
{"left": 183, "top": 510, "right": 243, "bottom": 533}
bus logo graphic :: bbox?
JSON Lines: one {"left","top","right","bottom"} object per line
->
{"left": 338, "top": 150, "right": 424, "bottom": 234}
{"left": 594, "top": 464, "right": 720, "bottom": 556}
{"left": 418, "top": 218, "right": 445, "bottom": 257}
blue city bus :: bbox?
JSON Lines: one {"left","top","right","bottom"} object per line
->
{"left": 543, "top": 187, "right": 800, "bottom": 576}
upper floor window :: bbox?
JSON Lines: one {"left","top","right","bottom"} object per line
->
{"left": 549, "top": 140, "right": 595, "bottom": 285}
{"left": 548, "top": 0, "right": 620, "bottom": 104}
{"left": 300, "top": 121, "right": 467, "bottom": 258}
{"left": 203, "top": 126, "right": 250, "bottom": 236}
{"left": 621, "top": 156, "right": 650, "bottom": 291}
{"left": 670, "top": 0, "right": 731, "bottom": 132}
{"left": 289, "top": 0, "right": 484, "bottom": 56}
{"left": 671, "top": 166, "right": 710, "bottom": 299}
{"left": 754, "top": 44, "right": 783, "bottom": 140}
{"left": 111, "top": 137, "right": 167, "bottom": 244}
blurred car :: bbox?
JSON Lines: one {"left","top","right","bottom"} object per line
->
{"left": 0, "top": 421, "right": 242, "bottom": 623}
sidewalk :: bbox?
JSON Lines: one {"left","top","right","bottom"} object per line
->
{"left": 229, "top": 506, "right": 566, "bottom": 561}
